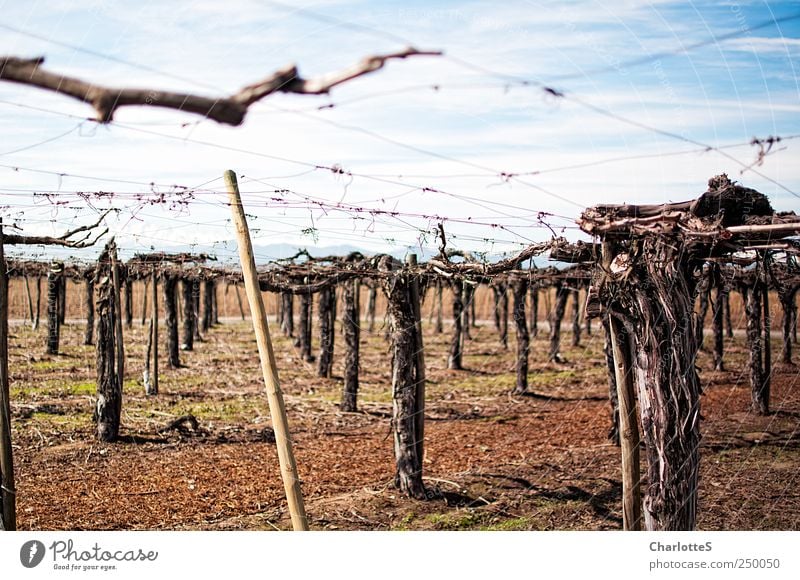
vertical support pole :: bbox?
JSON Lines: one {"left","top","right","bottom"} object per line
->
{"left": 608, "top": 315, "right": 642, "bottom": 530}
{"left": 0, "top": 222, "right": 17, "bottom": 530}
{"left": 602, "top": 318, "right": 620, "bottom": 446}
{"left": 225, "top": 170, "right": 308, "bottom": 531}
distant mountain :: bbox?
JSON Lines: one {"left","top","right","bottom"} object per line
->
{"left": 6, "top": 239, "right": 553, "bottom": 268}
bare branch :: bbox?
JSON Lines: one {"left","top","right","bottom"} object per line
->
{"left": 0, "top": 48, "right": 441, "bottom": 126}
{"left": 427, "top": 239, "right": 563, "bottom": 276}
{"left": 4, "top": 211, "right": 110, "bottom": 248}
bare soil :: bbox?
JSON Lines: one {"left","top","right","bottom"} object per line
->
{"left": 7, "top": 307, "right": 800, "bottom": 530}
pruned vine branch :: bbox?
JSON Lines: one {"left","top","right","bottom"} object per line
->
{"left": 4, "top": 209, "right": 111, "bottom": 248}
{"left": 0, "top": 47, "right": 441, "bottom": 125}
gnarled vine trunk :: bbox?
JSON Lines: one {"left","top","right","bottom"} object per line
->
{"left": 381, "top": 258, "right": 426, "bottom": 499}
{"left": 599, "top": 238, "right": 701, "bottom": 530}
{"left": 317, "top": 286, "right": 335, "bottom": 378}
{"left": 341, "top": 279, "right": 360, "bottom": 412}
{"left": 95, "top": 241, "right": 123, "bottom": 442}
{"left": 448, "top": 278, "right": 464, "bottom": 370}
{"left": 163, "top": 274, "right": 180, "bottom": 368}
{"left": 548, "top": 284, "right": 568, "bottom": 362}
{"left": 181, "top": 278, "right": 195, "bottom": 351}
{"left": 511, "top": 278, "right": 529, "bottom": 395}
{"left": 46, "top": 263, "right": 63, "bottom": 355}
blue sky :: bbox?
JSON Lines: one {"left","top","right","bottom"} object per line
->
{"left": 0, "top": 0, "right": 798, "bottom": 261}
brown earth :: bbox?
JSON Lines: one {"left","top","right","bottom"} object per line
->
{"left": 5, "top": 285, "right": 800, "bottom": 531}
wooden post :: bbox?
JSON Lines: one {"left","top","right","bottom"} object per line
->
{"left": 602, "top": 318, "right": 621, "bottom": 446}
{"left": 149, "top": 268, "right": 159, "bottom": 396}
{"left": 0, "top": 222, "right": 17, "bottom": 530}
{"left": 225, "top": 170, "right": 308, "bottom": 531}
{"left": 608, "top": 315, "right": 642, "bottom": 530}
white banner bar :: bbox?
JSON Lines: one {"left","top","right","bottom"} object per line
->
{"left": 2, "top": 531, "right": 799, "bottom": 579}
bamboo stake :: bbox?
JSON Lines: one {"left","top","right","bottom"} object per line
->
{"left": 603, "top": 240, "right": 641, "bottom": 531}
{"left": 608, "top": 317, "right": 642, "bottom": 530}
{"left": 225, "top": 170, "right": 308, "bottom": 531}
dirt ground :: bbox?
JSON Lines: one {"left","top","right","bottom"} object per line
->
{"left": 6, "top": 298, "right": 800, "bottom": 531}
